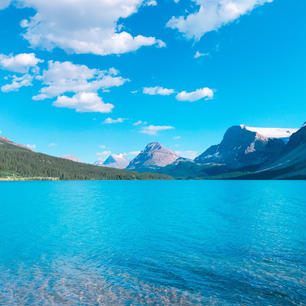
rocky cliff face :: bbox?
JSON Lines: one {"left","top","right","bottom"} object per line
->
{"left": 252, "top": 124, "right": 306, "bottom": 179}
{"left": 95, "top": 154, "right": 130, "bottom": 169}
{"left": 127, "top": 142, "right": 179, "bottom": 170}
{"left": 194, "top": 125, "right": 296, "bottom": 169}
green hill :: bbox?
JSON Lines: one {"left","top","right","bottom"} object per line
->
{"left": 0, "top": 137, "right": 172, "bottom": 180}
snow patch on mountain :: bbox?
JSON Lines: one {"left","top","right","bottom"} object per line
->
{"left": 241, "top": 125, "right": 297, "bottom": 139}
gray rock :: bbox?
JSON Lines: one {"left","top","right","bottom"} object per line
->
{"left": 127, "top": 142, "right": 179, "bottom": 170}
{"left": 194, "top": 125, "right": 291, "bottom": 169}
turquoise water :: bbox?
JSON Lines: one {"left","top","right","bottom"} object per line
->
{"left": 0, "top": 181, "right": 305, "bottom": 305}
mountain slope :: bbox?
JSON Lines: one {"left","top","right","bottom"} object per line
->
{"left": 127, "top": 142, "right": 179, "bottom": 171}
{"left": 0, "top": 137, "right": 172, "bottom": 180}
{"left": 236, "top": 124, "right": 306, "bottom": 179}
{"left": 194, "top": 125, "right": 293, "bottom": 169}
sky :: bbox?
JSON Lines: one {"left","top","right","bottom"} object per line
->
{"left": 0, "top": 0, "right": 305, "bottom": 163}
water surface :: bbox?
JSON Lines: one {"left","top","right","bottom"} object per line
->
{"left": 0, "top": 181, "right": 305, "bottom": 305}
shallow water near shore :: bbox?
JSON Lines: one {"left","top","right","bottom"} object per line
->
{"left": 0, "top": 180, "right": 305, "bottom": 305}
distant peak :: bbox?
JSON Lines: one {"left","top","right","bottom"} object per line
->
{"left": 145, "top": 142, "right": 164, "bottom": 150}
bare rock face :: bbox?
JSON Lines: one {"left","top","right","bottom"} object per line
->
{"left": 95, "top": 154, "right": 130, "bottom": 169}
{"left": 194, "top": 125, "right": 296, "bottom": 169}
{"left": 257, "top": 124, "right": 306, "bottom": 178}
{"left": 127, "top": 142, "right": 179, "bottom": 170}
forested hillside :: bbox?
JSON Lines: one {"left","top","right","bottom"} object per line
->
{"left": 0, "top": 139, "right": 172, "bottom": 180}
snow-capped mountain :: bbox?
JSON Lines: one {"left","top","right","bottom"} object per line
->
{"left": 127, "top": 142, "right": 179, "bottom": 170}
{"left": 95, "top": 154, "right": 130, "bottom": 169}
{"left": 61, "top": 154, "right": 82, "bottom": 163}
{"left": 252, "top": 124, "right": 306, "bottom": 179}
{"left": 194, "top": 125, "right": 297, "bottom": 169}
{"left": 241, "top": 125, "right": 297, "bottom": 142}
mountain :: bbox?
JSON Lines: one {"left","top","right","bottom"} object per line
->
{"left": 0, "top": 136, "right": 33, "bottom": 151}
{"left": 127, "top": 142, "right": 179, "bottom": 171}
{"left": 95, "top": 154, "right": 130, "bottom": 169}
{"left": 236, "top": 124, "right": 306, "bottom": 180}
{"left": 0, "top": 136, "right": 172, "bottom": 180}
{"left": 194, "top": 125, "right": 297, "bottom": 169}
{"left": 61, "top": 154, "right": 82, "bottom": 163}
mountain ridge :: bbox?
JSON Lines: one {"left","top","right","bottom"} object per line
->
{"left": 127, "top": 142, "right": 179, "bottom": 170}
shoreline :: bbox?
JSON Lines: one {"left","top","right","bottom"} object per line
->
{"left": 0, "top": 177, "right": 60, "bottom": 181}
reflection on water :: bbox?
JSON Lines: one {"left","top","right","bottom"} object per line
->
{"left": 0, "top": 181, "right": 305, "bottom": 305}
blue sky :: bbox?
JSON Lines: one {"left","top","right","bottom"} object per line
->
{"left": 0, "top": 0, "right": 305, "bottom": 163}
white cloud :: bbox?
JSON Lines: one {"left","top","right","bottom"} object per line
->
{"left": 167, "top": 0, "right": 273, "bottom": 40}
{"left": 173, "top": 136, "right": 181, "bottom": 140}
{"left": 1, "top": 73, "right": 33, "bottom": 92}
{"left": 103, "top": 117, "right": 125, "bottom": 124}
{"left": 26, "top": 144, "right": 36, "bottom": 150}
{"left": 96, "top": 150, "right": 112, "bottom": 160}
{"left": 0, "top": 53, "right": 43, "bottom": 73}
{"left": 99, "top": 145, "right": 106, "bottom": 149}
{"left": 33, "top": 61, "right": 128, "bottom": 100}
{"left": 128, "top": 151, "right": 141, "bottom": 156}
{"left": 143, "top": 86, "right": 175, "bottom": 96}
{"left": 53, "top": 92, "right": 114, "bottom": 113}
{"left": 194, "top": 51, "right": 209, "bottom": 58}
{"left": 0, "top": 0, "right": 12, "bottom": 9}
{"left": 145, "top": 0, "right": 157, "bottom": 6}
{"left": 176, "top": 150, "right": 198, "bottom": 159}
{"left": 176, "top": 87, "right": 214, "bottom": 102}
{"left": 141, "top": 125, "right": 174, "bottom": 135}
{"left": 133, "top": 120, "right": 147, "bottom": 126}
{"left": 18, "top": 0, "right": 165, "bottom": 56}
{"left": 48, "top": 142, "right": 57, "bottom": 147}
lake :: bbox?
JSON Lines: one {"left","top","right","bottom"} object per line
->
{"left": 0, "top": 181, "right": 305, "bottom": 305}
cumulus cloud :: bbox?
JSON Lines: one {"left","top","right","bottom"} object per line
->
{"left": 141, "top": 125, "right": 174, "bottom": 135}
{"left": 0, "top": 56, "right": 127, "bottom": 113}
{"left": 103, "top": 117, "right": 125, "bottom": 124}
{"left": 176, "top": 87, "right": 214, "bottom": 102}
{"left": 143, "top": 86, "right": 175, "bottom": 96}
{"left": 53, "top": 92, "right": 114, "bottom": 113}
{"left": 33, "top": 61, "right": 128, "bottom": 100}
{"left": 1, "top": 73, "right": 33, "bottom": 92}
{"left": 176, "top": 150, "right": 198, "bottom": 159}
{"left": 18, "top": 0, "right": 165, "bottom": 56}
{"left": 0, "top": 53, "right": 43, "bottom": 73}
{"left": 167, "top": 0, "right": 273, "bottom": 40}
